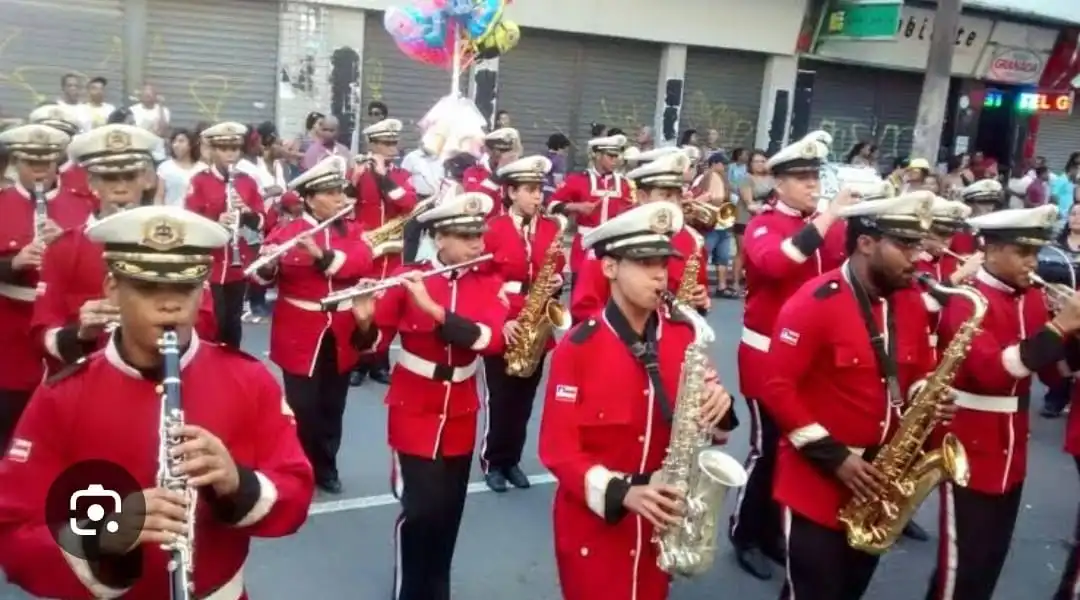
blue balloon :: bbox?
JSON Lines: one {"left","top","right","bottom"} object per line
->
{"left": 462, "top": 0, "right": 502, "bottom": 40}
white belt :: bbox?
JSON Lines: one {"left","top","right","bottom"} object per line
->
{"left": 848, "top": 446, "right": 866, "bottom": 456}
{"left": 284, "top": 296, "right": 350, "bottom": 312}
{"left": 951, "top": 389, "right": 1018, "bottom": 413}
{"left": 929, "top": 333, "right": 939, "bottom": 347}
{"left": 501, "top": 281, "right": 523, "bottom": 295}
{"left": 740, "top": 327, "right": 770, "bottom": 352}
{"left": 397, "top": 349, "right": 478, "bottom": 383}
{"left": 204, "top": 568, "right": 244, "bottom": 600}
{"left": 0, "top": 282, "right": 36, "bottom": 302}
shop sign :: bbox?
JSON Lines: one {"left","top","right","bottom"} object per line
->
{"left": 979, "top": 46, "right": 1047, "bottom": 85}
{"left": 821, "top": 1, "right": 902, "bottom": 41}
{"left": 1016, "top": 90, "right": 1073, "bottom": 115}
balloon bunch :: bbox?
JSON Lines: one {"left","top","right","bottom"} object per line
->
{"left": 383, "top": 0, "right": 522, "bottom": 71}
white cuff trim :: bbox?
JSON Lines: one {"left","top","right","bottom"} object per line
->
{"left": 548, "top": 200, "right": 564, "bottom": 211}
{"left": 44, "top": 327, "right": 62, "bottom": 360}
{"left": 236, "top": 470, "right": 279, "bottom": 527}
{"left": 908, "top": 378, "right": 927, "bottom": 402}
{"left": 59, "top": 543, "right": 129, "bottom": 598}
{"left": 481, "top": 179, "right": 500, "bottom": 191}
{"left": 780, "top": 238, "right": 809, "bottom": 264}
{"left": 788, "top": 423, "right": 829, "bottom": 448}
{"left": 1001, "top": 344, "right": 1032, "bottom": 378}
{"left": 584, "top": 465, "right": 616, "bottom": 518}
{"left": 922, "top": 292, "right": 941, "bottom": 313}
{"left": 387, "top": 187, "right": 406, "bottom": 201}
{"left": 470, "top": 323, "right": 493, "bottom": 351}
{"left": 324, "top": 250, "right": 347, "bottom": 277}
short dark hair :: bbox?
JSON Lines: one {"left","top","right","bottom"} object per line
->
{"left": 547, "top": 133, "right": 570, "bottom": 151}
{"left": 88, "top": 76, "right": 107, "bottom": 87}
{"left": 495, "top": 109, "right": 509, "bottom": 118}
{"left": 367, "top": 101, "right": 388, "bottom": 116}
{"left": 844, "top": 218, "right": 881, "bottom": 256}
{"left": 607, "top": 127, "right": 624, "bottom": 136}
{"left": 304, "top": 112, "right": 324, "bottom": 131}
{"left": 168, "top": 128, "right": 199, "bottom": 160}
{"left": 106, "top": 107, "right": 132, "bottom": 124}
{"left": 590, "top": 123, "right": 606, "bottom": 137}
{"left": 60, "top": 73, "right": 80, "bottom": 86}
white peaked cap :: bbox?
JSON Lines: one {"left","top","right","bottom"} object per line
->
{"left": 838, "top": 190, "right": 935, "bottom": 238}
{"left": 967, "top": 204, "right": 1057, "bottom": 246}
{"left": 67, "top": 124, "right": 158, "bottom": 173}
{"left": 496, "top": 155, "right": 552, "bottom": 183}
{"left": 930, "top": 197, "right": 972, "bottom": 222}
{"left": 587, "top": 134, "right": 627, "bottom": 153}
{"left": 201, "top": 121, "right": 247, "bottom": 142}
{"left": 288, "top": 155, "right": 348, "bottom": 193}
{"left": 625, "top": 152, "right": 691, "bottom": 189}
{"left": 767, "top": 136, "right": 829, "bottom": 174}
{"left": 417, "top": 191, "right": 492, "bottom": 234}
{"left": 961, "top": 178, "right": 1004, "bottom": 202}
{"left": 582, "top": 201, "right": 684, "bottom": 259}
{"left": 363, "top": 118, "right": 403, "bottom": 141}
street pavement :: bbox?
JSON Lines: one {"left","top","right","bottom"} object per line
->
{"left": 2, "top": 298, "right": 1079, "bottom": 599}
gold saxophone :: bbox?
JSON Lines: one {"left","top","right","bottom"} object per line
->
{"left": 654, "top": 292, "right": 748, "bottom": 577}
{"left": 504, "top": 215, "right": 571, "bottom": 378}
{"left": 837, "top": 275, "right": 982, "bottom": 554}
{"left": 675, "top": 229, "right": 704, "bottom": 305}
{"left": 363, "top": 198, "right": 435, "bottom": 258}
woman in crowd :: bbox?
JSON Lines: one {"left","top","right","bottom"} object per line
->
{"left": 155, "top": 128, "right": 203, "bottom": 207}
{"left": 945, "top": 153, "right": 975, "bottom": 194}
{"left": 845, "top": 141, "right": 878, "bottom": 167}
{"left": 733, "top": 149, "right": 772, "bottom": 296}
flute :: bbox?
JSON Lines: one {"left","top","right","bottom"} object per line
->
{"left": 320, "top": 253, "right": 493, "bottom": 308}
{"left": 243, "top": 203, "right": 356, "bottom": 276}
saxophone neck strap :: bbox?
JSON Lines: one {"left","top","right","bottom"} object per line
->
{"left": 604, "top": 300, "right": 674, "bottom": 424}
{"left": 845, "top": 263, "right": 904, "bottom": 408}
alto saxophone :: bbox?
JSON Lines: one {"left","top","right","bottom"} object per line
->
{"left": 837, "top": 275, "right": 981, "bottom": 554}
{"left": 504, "top": 215, "right": 571, "bottom": 378}
{"left": 674, "top": 229, "right": 704, "bottom": 305}
{"left": 654, "top": 292, "right": 748, "bottom": 577}
{"left": 363, "top": 198, "right": 435, "bottom": 258}
{"left": 157, "top": 329, "right": 196, "bottom": 600}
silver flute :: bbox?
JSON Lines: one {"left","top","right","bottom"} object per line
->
{"left": 319, "top": 253, "right": 493, "bottom": 308}
{"left": 156, "top": 328, "right": 196, "bottom": 600}
{"left": 224, "top": 166, "right": 243, "bottom": 266}
{"left": 32, "top": 182, "right": 48, "bottom": 242}
{"left": 243, "top": 203, "right": 356, "bottom": 277}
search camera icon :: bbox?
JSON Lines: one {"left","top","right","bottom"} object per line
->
{"left": 46, "top": 459, "right": 144, "bottom": 560}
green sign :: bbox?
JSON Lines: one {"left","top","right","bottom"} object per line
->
{"left": 821, "top": 0, "right": 902, "bottom": 41}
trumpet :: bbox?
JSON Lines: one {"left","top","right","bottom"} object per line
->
{"left": 319, "top": 253, "right": 493, "bottom": 308}
{"left": 243, "top": 203, "right": 356, "bottom": 277}
{"left": 940, "top": 248, "right": 1075, "bottom": 311}
{"left": 682, "top": 200, "right": 722, "bottom": 229}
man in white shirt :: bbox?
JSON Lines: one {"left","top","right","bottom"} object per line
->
{"left": 57, "top": 74, "right": 82, "bottom": 113}
{"left": 399, "top": 144, "right": 445, "bottom": 262}
{"left": 129, "top": 84, "right": 170, "bottom": 162}
{"left": 79, "top": 76, "right": 116, "bottom": 131}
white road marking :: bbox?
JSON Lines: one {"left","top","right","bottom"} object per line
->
{"left": 309, "top": 473, "right": 558, "bottom": 515}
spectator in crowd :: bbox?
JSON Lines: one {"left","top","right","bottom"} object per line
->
{"left": 155, "top": 128, "right": 203, "bottom": 207}
{"left": 703, "top": 128, "right": 723, "bottom": 157}
{"left": 57, "top": 73, "right": 82, "bottom": 112}
{"left": 544, "top": 133, "right": 571, "bottom": 192}
{"left": 400, "top": 139, "right": 445, "bottom": 263}
{"left": 735, "top": 149, "right": 772, "bottom": 296}
{"left": 494, "top": 109, "right": 511, "bottom": 128}
{"left": 80, "top": 76, "right": 115, "bottom": 131}
{"left": 367, "top": 101, "right": 388, "bottom": 126}
{"left": 1025, "top": 166, "right": 1051, "bottom": 207}
{"left": 1051, "top": 151, "right": 1080, "bottom": 221}
{"left": 678, "top": 128, "right": 698, "bottom": 148}
{"left": 589, "top": 122, "right": 606, "bottom": 137}
{"left": 699, "top": 152, "right": 736, "bottom": 298}
{"left": 845, "top": 141, "right": 878, "bottom": 168}
{"left": 301, "top": 114, "right": 351, "bottom": 170}
{"left": 129, "top": 84, "right": 170, "bottom": 162}
{"left": 921, "top": 172, "right": 942, "bottom": 195}
{"left": 728, "top": 147, "right": 748, "bottom": 188}
{"left": 635, "top": 124, "right": 654, "bottom": 151}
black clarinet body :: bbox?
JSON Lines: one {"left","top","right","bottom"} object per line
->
{"left": 157, "top": 328, "right": 195, "bottom": 600}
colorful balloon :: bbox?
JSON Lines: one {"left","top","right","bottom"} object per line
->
{"left": 459, "top": 0, "right": 506, "bottom": 41}
{"left": 473, "top": 18, "right": 520, "bottom": 60}
{"left": 384, "top": 5, "right": 459, "bottom": 68}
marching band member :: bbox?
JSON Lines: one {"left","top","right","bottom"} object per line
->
{"left": 537, "top": 201, "right": 733, "bottom": 600}
{"left": 547, "top": 133, "right": 633, "bottom": 278}
{"left": 0, "top": 123, "right": 90, "bottom": 449}
{"left": 350, "top": 118, "right": 418, "bottom": 386}
{"left": 351, "top": 191, "right": 506, "bottom": 600}
{"left": 917, "top": 198, "right": 973, "bottom": 286}
{"left": 185, "top": 121, "right": 266, "bottom": 349}
{"left": 570, "top": 152, "right": 709, "bottom": 323}
{"left": 479, "top": 155, "right": 566, "bottom": 493}
{"left": 927, "top": 204, "right": 1080, "bottom": 600}
{"left": 253, "top": 156, "right": 373, "bottom": 495}
{"left": 32, "top": 124, "right": 217, "bottom": 374}
{"left": 28, "top": 104, "right": 92, "bottom": 200}
{"left": 949, "top": 179, "right": 1003, "bottom": 258}
{"left": 729, "top": 134, "right": 855, "bottom": 579}
{"left": 0, "top": 205, "right": 313, "bottom": 599}
{"left": 762, "top": 192, "right": 944, "bottom": 600}
{"left": 462, "top": 127, "right": 521, "bottom": 219}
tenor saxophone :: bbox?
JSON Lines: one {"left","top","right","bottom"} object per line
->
{"left": 653, "top": 292, "right": 748, "bottom": 577}
{"left": 157, "top": 328, "right": 196, "bottom": 600}
{"left": 837, "top": 275, "right": 981, "bottom": 554}
{"left": 503, "top": 215, "right": 571, "bottom": 378}
{"left": 674, "top": 229, "right": 704, "bottom": 305}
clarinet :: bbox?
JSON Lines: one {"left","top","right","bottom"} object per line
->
{"left": 224, "top": 166, "right": 243, "bottom": 266}
{"left": 156, "top": 328, "right": 196, "bottom": 600}
{"left": 32, "top": 182, "right": 47, "bottom": 242}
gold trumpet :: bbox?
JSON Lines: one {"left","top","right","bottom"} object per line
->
{"left": 940, "top": 248, "right": 1075, "bottom": 311}
{"left": 682, "top": 200, "right": 735, "bottom": 230}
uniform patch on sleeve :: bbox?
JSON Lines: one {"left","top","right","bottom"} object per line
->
{"left": 7, "top": 438, "right": 31, "bottom": 463}
{"left": 753, "top": 226, "right": 768, "bottom": 238}
{"left": 778, "top": 328, "right": 800, "bottom": 346}
{"left": 554, "top": 385, "right": 578, "bottom": 402}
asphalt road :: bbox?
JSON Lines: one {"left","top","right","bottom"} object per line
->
{"left": 2, "top": 298, "right": 1078, "bottom": 599}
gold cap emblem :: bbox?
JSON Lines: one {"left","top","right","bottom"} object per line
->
{"left": 649, "top": 208, "right": 673, "bottom": 233}
{"left": 801, "top": 142, "right": 819, "bottom": 159}
{"left": 105, "top": 130, "right": 132, "bottom": 151}
{"left": 915, "top": 198, "right": 934, "bottom": 231}
{"left": 28, "top": 129, "right": 49, "bottom": 144}
{"left": 532, "top": 158, "right": 546, "bottom": 172}
{"left": 463, "top": 196, "right": 482, "bottom": 215}
{"left": 141, "top": 217, "right": 185, "bottom": 251}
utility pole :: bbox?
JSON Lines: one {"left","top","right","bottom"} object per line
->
{"left": 910, "top": 0, "right": 962, "bottom": 163}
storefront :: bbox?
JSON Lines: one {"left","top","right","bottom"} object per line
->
{"left": 681, "top": 47, "right": 766, "bottom": 152}
{"left": 1032, "top": 92, "right": 1080, "bottom": 170}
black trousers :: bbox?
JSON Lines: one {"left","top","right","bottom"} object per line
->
{"left": 210, "top": 280, "right": 247, "bottom": 348}
{"left": 0, "top": 389, "right": 32, "bottom": 453}
{"left": 780, "top": 509, "right": 880, "bottom": 600}
{"left": 730, "top": 397, "right": 782, "bottom": 553}
{"left": 924, "top": 482, "right": 1023, "bottom": 600}
{"left": 281, "top": 332, "right": 351, "bottom": 483}
{"left": 1057, "top": 458, "right": 1080, "bottom": 600}
{"left": 392, "top": 452, "right": 472, "bottom": 600}
{"left": 480, "top": 354, "right": 544, "bottom": 473}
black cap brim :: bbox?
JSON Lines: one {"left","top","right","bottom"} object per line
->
{"left": 433, "top": 223, "right": 487, "bottom": 236}
{"left": 771, "top": 158, "right": 822, "bottom": 175}
{"left": 604, "top": 243, "right": 682, "bottom": 260}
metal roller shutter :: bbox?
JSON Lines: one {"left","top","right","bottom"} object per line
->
{"left": 682, "top": 48, "right": 767, "bottom": 151}
{"left": 0, "top": 0, "right": 125, "bottom": 122}
{"left": 1036, "top": 114, "right": 1080, "bottom": 171}
{"left": 146, "top": 0, "right": 279, "bottom": 129}
{"left": 361, "top": 11, "right": 467, "bottom": 150}
{"left": 498, "top": 31, "right": 578, "bottom": 161}
{"left": 869, "top": 70, "right": 921, "bottom": 168}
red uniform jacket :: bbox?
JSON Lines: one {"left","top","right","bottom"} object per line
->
{"left": 739, "top": 202, "right": 846, "bottom": 399}
{"left": 950, "top": 231, "right": 979, "bottom": 256}
{"left": 938, "top": 268, "right": 1058, "bottom": 494}
{"left": 255, "top": 214, "right": 373, "bottom": 376}
{"left": 538, "top": 305, "right": 697, "bottom": 600}
{"left": 0, "top": 334, "right": 313, "bottom": 599}
{"left": 570, "top": 227, "right": 707, "bottom": 324}
{"left": 32, "top": 226, "right": 217, "bottom": 373}
{"left": 351, "top": 167, "right": 417, "bottom": 280}
{"left": 367, "top": 259, "right": 507, "bottom": 458}
{"left": 185, "top": 168, "right": 266, "bottom": 285}
{"left": 762, "top": 268, "right": 935, "bottom": 529}
{"left": 462, "top": 163, "right": 506, "bottom": 219}
{"left": 482, "top": 213, "right": 567, "bottom": 338}
{"left": 547, "top": 170, "right": 633, "bottom": 272}
{"left": 59, "top": 162, "right": 93, "bottom": 203}
{"left": 0, "top": 184, "right": 93, "bottom": 391}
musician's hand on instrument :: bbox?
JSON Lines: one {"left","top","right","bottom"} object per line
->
{"left": 218, "top": 212, "right": 238, "bottom": 227}
{"left": 372, "top": 155, "right": 388, "bottom": 176}
{"left": 296, "top": 234, "right": 323, "bottom": 259}
{"left": 401, "top": 271, "right": 436, "bottom": 310}
{"left": 826, "top": 188, "right": 861, "bottom": 216}
{"left": 40, "top": 219, "right": 63, "bottom": 244}
{"left": 263, "top": 185, "right": 284, "bottom": 198}
{"left": 1054, "top": 293, "right": 1080, "bottom": 333}
{"left": 502, "top": 320, "right": 521, "bottom": 344}
{"left": 100, "top": 488, "right": 190, "bottom": 554}
{"left": 259, "top": 243, "right": 280, "bottom": 258}
{"left": 835, "top": 454, "right": 888, "bottom": 504}
{"left": 566, "top": 202, "right": 597, "bottom": 215}
{"left": 699, "top": 382, "right": 732, "bottom": 428}
{"left": 689, "top": 284, "right": 709, "bottom": 309}
{"left": 350, "top": 281, "right": 378, "bottom": 324}
{"left": 171, "top": 424, "right": 241, "bottom": 496}
{"left": 935, "top": 391, "right": 959, "bottom": 423}
{"left": 951, "top": 252, "right": 984, "bottom": 284}
{"left": 11, "top": 241, "right": 44, "bottom": 270}
{"left": 78, "top": 299, "right": 120, "bottom": 340}
{"left": 623, "top": 481, "right": 684, "bottom": 531}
